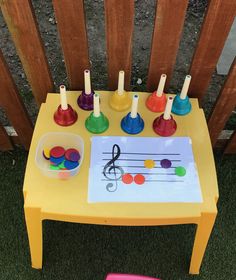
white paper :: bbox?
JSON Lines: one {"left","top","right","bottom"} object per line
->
{"left": 88, "top": 136, "right": 202, "bottom": 203}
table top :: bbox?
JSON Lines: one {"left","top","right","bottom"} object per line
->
{"left": 23, "top": 91, "right": 218, "bottom": 226}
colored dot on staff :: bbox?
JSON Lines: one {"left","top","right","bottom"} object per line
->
{"left": 160, "top": 159, "right": 172, "bottom": 169}
{"left": 122, "top": 173, "right": 133, "bottom": 184}
{"left": 175, "top": 166, "right": 186, "bottom": 176}
{"left": 144, "top": 159, "right": 155, "bottom": 169}
{"left": 134, "top": 174, "right": 145, "bottom": 185}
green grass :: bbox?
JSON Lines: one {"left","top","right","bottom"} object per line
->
{"left": 0, "top": 148, "right": 236, "bottom": 280}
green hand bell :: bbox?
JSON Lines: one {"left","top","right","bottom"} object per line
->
{"left": 85, "top": 93, "right": 109, "bottom": 134}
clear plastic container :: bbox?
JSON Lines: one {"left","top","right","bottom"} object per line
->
{"left": 35, "top": 132, "right": 84, "bottom": 179}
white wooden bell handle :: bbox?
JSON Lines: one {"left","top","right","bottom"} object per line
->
{"left": 131, "top": 94, "right": 139, "bottom": 118}
{"left": 163, "top": 96, "right": 173, "bottom": 120}
{"left": 180, "top": 75, "right": 191, "bottom": 99}
{"left": 118, "top": 70, "right": 125, "bottom": 95}
{"left": 84, "top": 69, "right": 91, "bottom": 95}
{"left": 156, "top": 74, "right": 167, "bottom": 97}
{"left": 93, "top": 93, "right": 100, "bottom": 117}
{"left": 60, "top": 85, "right": 68, "bottom": 110}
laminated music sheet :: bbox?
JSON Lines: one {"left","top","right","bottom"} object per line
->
{"left": 88, "top": 136, "right": 202, "bottom": 203}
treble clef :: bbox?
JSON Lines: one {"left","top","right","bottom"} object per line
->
{"left": 103, "top": 144, "right": 124, "bottom": 192}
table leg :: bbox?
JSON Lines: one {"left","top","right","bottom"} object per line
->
{"left": 24, "top": 206, "right": 43, "bottom": 269}
{"left": 189, "top": 211, "right": 217, "bottom": 274}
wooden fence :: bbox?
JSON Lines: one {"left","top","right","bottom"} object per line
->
{"left": 0, "top": 0, "right": 236, "bottom": 153}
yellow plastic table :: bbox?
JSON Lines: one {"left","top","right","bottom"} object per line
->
{"left": 23, "top": 91, "right": 218, "bottom": 274}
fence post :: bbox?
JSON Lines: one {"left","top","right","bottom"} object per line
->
{"left": 0, "top": 124, "right": 13, "bottom": 151}
{"left": 224, "top": 132, "right": 236, "bottom": 154}
{"left": 52, "top": 0, "right": 90, "bottom": 90}
{"left": 0, "top": 50, "right": 33, "bottom": 150}
{"left": 147, "top": 0, "right": 188, "bottom": 92}
{"left": 1, "top": 0, "right": 54, "bottom": 105}
{"left": 105, "top": 0, "right": 134, "bottom": 90}
{"left": 189, "top": 0, "right": 236, "bottom": 101}
{"left": 208, "top": 58, "right": 236, "bottom": 147}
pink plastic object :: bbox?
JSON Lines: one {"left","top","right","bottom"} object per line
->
{"left": 106, "top": 274, "right": 160, "bottom": 280}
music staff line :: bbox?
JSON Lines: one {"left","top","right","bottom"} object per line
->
{"left": 102, "top": 159, "right": 182, "bottom": 162}
{"left": 102, "top": 152, "right": 181, "bottom": 156}
{"left": 102, "top": 165, "right": 177, "bottom": 169}
{"left": 101, "top": 179, "right": 184, "bottom": 183}
{"left": 103, "top": 172, "right": 176, "bottom": 175}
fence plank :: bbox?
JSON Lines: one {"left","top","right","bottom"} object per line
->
{"left": 0, "top": 50, "right": 33, "bottom": 150}
{"left": 224, "top": 132, "right": 236, "bottom": 154}
{"left": 52, "top": 0, "right": 89, "bottom": 89}
{"left": 0, "top": 124, "right": 13, "bottom": 151}
{"left": 189, "top": 0, "right": 236, "bottom": 100}
{"left": 147, "top": 0, "right": 188, "bottom": 92}
{"left": 105, "top": 0, "right": 134, "bottom": 90}
{"left": 208, "top": 58, "right": 236, "bottom": 147}
{"left": 0, "top": 0, "right": 54, "bottom": 105}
